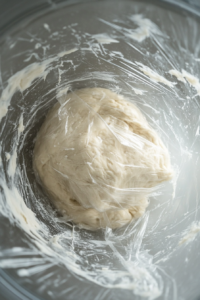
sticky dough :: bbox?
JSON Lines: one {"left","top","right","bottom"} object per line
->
{"left": 33, "top": 88, "right": 173, "bottom": 230}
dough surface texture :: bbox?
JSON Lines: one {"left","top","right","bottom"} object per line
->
{"left": 34, "top": 88, "right": 173, "bottom": 229}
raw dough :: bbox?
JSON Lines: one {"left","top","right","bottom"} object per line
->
{"left": 33, "top": 88, "right": 173, "bottom": 229}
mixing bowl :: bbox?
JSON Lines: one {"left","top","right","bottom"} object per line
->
{"left": 0, "top": 0, "right": 200, "bottom": 299}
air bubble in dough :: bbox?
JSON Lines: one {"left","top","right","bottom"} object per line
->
{"left": 33, "top": 88, "right": 173, "bottom": 230}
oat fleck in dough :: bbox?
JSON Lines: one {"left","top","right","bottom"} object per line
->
{"left": 33, "top": 88, "right": 173, "bottom": 230}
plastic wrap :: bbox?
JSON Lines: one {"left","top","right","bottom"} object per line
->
{"left": 33, "top": 87, "right": 173, "bottom": 230}
{"left": 0, "top": 0, "right": 200, "bottom": 300}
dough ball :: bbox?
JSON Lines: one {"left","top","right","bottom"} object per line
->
{"left": 33, "top": 87, "right": 173, "bottom": 230}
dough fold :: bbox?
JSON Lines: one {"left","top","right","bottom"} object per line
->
{"left": 34, "top": 88, "right": 173, "bottom": 229}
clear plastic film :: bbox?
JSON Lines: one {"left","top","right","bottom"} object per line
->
{"left": 33, "top": 86, "right": 173, "bottom": 230}
{"left": 0, "top": 1, "right": 200, "bottom": 300}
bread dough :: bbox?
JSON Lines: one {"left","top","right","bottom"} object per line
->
{"left": 33, "top": 88, "right": 173, "bottom": 230}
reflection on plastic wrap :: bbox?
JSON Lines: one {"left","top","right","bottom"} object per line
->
{"left": 0, "top": 1, "right": 200, "bottom": 300}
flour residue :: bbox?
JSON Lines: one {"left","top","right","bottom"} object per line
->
{"left": 100, "top": 14, "right": 161, "bottom": 43}
{"left": 132, "top": 87, "right": 144, "bottom": 95}
{"left": 179, "top": 222, "right": 200, "bottom": 245}
{"left": 169, "top": 69, "right": 200, "bottom": 95}
{"left": 92, "top": 33, "right": 119, "bottom": 44}
{"left": 58, "top": 48, "right": 78, "bottom": 57}
{"left": 169, "top": 70, "right": 186, "bottom": 83}
{"left": 18, "top": 114, "right": 24, "bottom": 134}
{"left": 0, "top": 59, "right": 53, "bottom": 121}
{"left": 129, "top": 14, "right": 161, "bottom": 42}
{"left": 137, "top": 62, "right": 175, "bottom": 87}
{"left": 5, "top": 153, "right": 10, "bottom": 161}
{"left": 44, "top": 23, "right": 51, "bottom": 32}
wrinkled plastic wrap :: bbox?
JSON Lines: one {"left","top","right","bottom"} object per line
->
{"left": 0, "top": 1, "right": 200, "bottom": 300}
{"left": 33, "top": 86, "right": 173, "bottom": 230}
